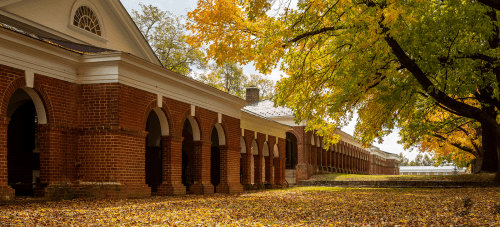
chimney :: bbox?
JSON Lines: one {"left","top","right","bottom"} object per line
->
{"left": 246, "top": 86, "right": 260, "bottom": 104}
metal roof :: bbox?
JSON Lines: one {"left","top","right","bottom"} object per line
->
{"left": 243, "top": 99, "right": 294, "bottom": 118}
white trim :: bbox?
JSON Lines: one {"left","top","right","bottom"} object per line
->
{"left": 156, "top": 94, "right": 162, "bottom": 108}
{"left": 240, "top": 111, "right": 290, "bottom": 140}
{"left": 190, "top": 104, "right": 195, "bottom": 117}
{"left": 240, "top": 136, "right": 246, "bottom": 154}
{"left": 218, "top": 113, "right": 222, "bottom": 124}
{"left": 214, "top": 123, "right": 226, "bottom": 146}
{"left": 186, "top": 115, "right": 200, "bottom": 141}
{"left": 251, "top": 139, "right": 258, "bottom": 155}
{"left": 22, "top": 87, "right": 47, "bottom": 124}
{"left": 24, "top": 69, "right": 34, "bottom": 88}
{"left": 263, "top": 141, "right": 269, "bottom": 156}
{"left": 273, "top": 144, "right": 279, "bottom": 158}
{"left": 152, "top": 107, "right": 169, "bottom": 136}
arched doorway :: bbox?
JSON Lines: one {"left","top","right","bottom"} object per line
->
{"left": 7, "top": 88, "right": 46, "bottom": 196}
{"left": 145, "top": 110, "right": 163, "bottom": 194}
{"left": 286, "top": 132, "right": 298, "bottom": 169}
{"left": 263, "top": 141, "right": 270, "bottom": 183}
{"left": 251, "top": 140, "right": 259, "bottom": 184}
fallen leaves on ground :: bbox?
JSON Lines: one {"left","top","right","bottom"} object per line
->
{"left": 309, "top": 173, "right": 496, "bottom": 182}
{"left": 0, "top": 187, "right": 499, "bottom": 226}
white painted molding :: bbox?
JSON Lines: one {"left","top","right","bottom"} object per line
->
{"left": 214, "top": 123, "right": 226, "bottom": 146}
{"left": 273, "top": 144, "right": 279, "bottom": 158}
{"left": 25, "top": 69, "right": 34, "bottom": 88}
{"left": 190, "top": 104, "right": 195, "bottom": 116}
{"left": 187, "top": 116, "right": 200, "bottom": 141}
{"left": 21, "top": 87, "right": 47, "bottom": 124}
{"left": 218, "top": 113, "right": 222, "bottom": 124}
{"left": 157, "top": 94, "right": 162, "bottom": 108}
{"left": 251, "top": 139, "right": 258, "bottom": 155}
{"left": 240, "top": 136, "right": 246, "bottom": 154}
{"left": 254, "top": 131, "right": 257, "bottom": 139}
{"left": 152, "top": 107, "right": 169, "bottom": 136}
{"left": 263, "top": 141, "right": 269, "bottom": 156}
{"left": 266, "top": 134, "right": 268, "bottom": 142}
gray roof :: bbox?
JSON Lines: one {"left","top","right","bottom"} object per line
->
{"left": 243, "top": 100, "right": 294, "bottom": 118}
{"left": 0, "top": 14, "right": 115, "bottom": 54}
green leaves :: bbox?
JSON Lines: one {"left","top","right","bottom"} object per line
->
{"left": 132, "top": 4, "right": 207, "bottom": 75}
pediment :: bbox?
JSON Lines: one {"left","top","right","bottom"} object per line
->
{"left": 0, "top": 0, "right": 160, "bottom": 65}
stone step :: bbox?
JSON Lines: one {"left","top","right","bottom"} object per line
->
{"left": 285, "top": 169, "right": 296, "bottom": 185}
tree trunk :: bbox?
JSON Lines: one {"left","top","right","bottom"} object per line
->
{"left": 471, "top": 156, "right": 483, "bottom": 174}
{"left": 480, "top": 123, "right": 498, "bottom": 173}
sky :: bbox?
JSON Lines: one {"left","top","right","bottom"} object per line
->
{"left": 120, "top": 0, "right": 419, "bottom": 160}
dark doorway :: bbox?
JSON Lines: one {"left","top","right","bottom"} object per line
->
{"left": 286, "top": 132, "right": 298, "bottom": 169}
{"left": 210, "top": 128, "right": 220, "bottom": 193}
{"left": 182, "top": 120, "right": 195, "bottom": 192}
{"left": 145, "top": 111, "right": 162, "bottom": 194}
{"left": 7, "top": 89, "right": 40, "bottom": 196}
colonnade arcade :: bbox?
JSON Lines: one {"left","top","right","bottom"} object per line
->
{"left": 309, "top": 134, "right": 370, "bottom": 175}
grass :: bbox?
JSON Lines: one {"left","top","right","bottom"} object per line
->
{"left": 308, "top": 173, "right": 496, "bottom": 182}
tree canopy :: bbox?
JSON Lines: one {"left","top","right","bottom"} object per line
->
{"left": 187, "top": 0, "right": 500, "bottom": 182}
{"left": 132, "top": 4, "right": 206, "bottom": 75}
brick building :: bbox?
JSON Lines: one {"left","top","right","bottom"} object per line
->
{"left": 399, "top": 166, "right": 466, "bottom": 176}
{"left": 0, "top": 0, "right": 291, "bottom": 199}
{"left": 244, "top": 99, "right": 401, "bottom": 183}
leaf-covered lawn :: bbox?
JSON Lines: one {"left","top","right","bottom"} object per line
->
{"left": 1, "top": 187, "right": 499, "bottom": 226}
{"left": 309, "top": 173, "right": 496, "bottom": 182}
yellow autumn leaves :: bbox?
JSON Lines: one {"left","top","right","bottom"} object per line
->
{"left": 1, "top": 186, "right": 499, "bottom": 226}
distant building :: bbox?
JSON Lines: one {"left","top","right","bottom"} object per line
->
{"left": 399, "top": 166, "right": 467, "bottom": 176}
{"left": 244, "top": 97, "right": 401, "bottom": 184}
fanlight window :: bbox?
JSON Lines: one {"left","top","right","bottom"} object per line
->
{"left": 73, "top": 6, "right": 101, "bottom": 36}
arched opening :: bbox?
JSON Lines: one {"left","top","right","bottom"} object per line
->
{"left": 286, "top": 132, "right": 298, "bottom": 169}
{"left": 145, "top": 109, "right": 165, "bottom": 195}
{"left": 210, "top": 126, "right": 221, "bottom": 193}
{"left": 7, "top": 88, "right": 45, "bottom": 197}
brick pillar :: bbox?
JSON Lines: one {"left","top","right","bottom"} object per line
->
{"left": 273, "top": 157, "right": 281, "bottom": 186}
{"left": 253, "top": 154, "right": 264, "bottom": 187}
{"left": 190, "top": 141, "right": 214, "bottom": 194}
{"left": 310, "top": 145, "right": 316, "bottom": 168}
{"left": 217, "top": 146, "right": 243, "bottom": 193}
{"left": 157, "top": 136, "right": 186, "bottom": 195}
{"left": 241, "top": 151, "right": 252, "bottom": 188}
{"left": 264, "top": 155, "right": 274, "bottom": 185}
{"left": 0, "top": 119, "right": 14, "bottom": 199}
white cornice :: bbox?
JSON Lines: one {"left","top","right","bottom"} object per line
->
{"left": 241, "top": 111, "right": 291, "bottom": 139}
{"left": 0, "top": 28, "right": 248, "bottom": 119}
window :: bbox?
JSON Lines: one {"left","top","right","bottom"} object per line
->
{"left": 417, "top": 172, "right": 420, "bottom": 175}
{"left": 434, "top": 172, "right": 438, "bottom": 175}
{"left": 426, "top": 172, "right": 429, "bottom": 175}
{"left": 73, "top": 6, "right": 101, "bottom": 36}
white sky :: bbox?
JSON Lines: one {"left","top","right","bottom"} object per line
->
{"left": 120, "top": 0, "right": 418, "bottom": 159}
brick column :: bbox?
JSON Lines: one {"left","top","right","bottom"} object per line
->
{"left": 157, "top": 136, "right": 186, "bottom": 195}
{"left": 241, "top": 151, "right": 252, "bottom": 188}
{"left": 264, "top": 155, "right": 274, "bottom": 185}
{"left": 217, "top": 146, "right": 243, "bottom": 193}
{"left": 0, "top": 119, "right": 14, "bottom": 199}
{"left": 253, "top": 154, "right": 264, "bottom": 187}
{"left": 190, "top": 141, "right": 214, "bottom": 194}
{"left": 273, "top": 157, "right": 281, "bottom": 187}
